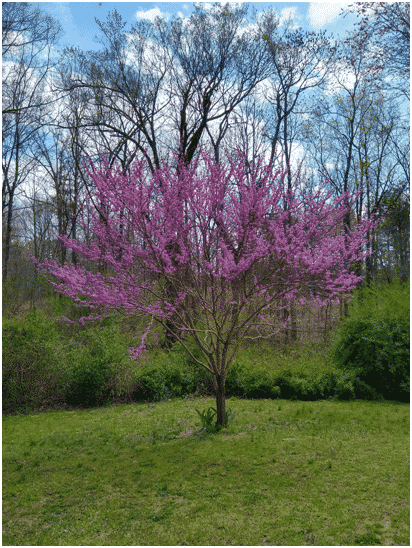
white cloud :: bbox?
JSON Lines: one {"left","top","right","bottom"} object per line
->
{"left": 323, "top": 38, "right": 389, "bottom": 96}
{"left": 308, "top": 3, "right": 348, "bottom": 29}
{"left": 221, "top": 2, "right": 244, "bottom": 9}
{"left": 135, "top": 7, "right": 168, "bottom": 23}
{"left": 279, "top": 7, "right": 299, "bottom": 27}
{"left": 194, "top": 2, "right": 213, "bottom": 10}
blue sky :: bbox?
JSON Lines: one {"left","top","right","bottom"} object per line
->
{"left": 37, "top": 2, "right": 360, "bottom": 53}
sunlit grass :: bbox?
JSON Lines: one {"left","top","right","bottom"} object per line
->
{"left": 3, "top": 396, "right": 409, "bottom": 546}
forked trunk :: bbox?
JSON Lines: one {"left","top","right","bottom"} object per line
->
{"left": 215, "top": 374, "right": 227, "bottom": 427}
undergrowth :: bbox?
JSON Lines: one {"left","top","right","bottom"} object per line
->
{"left": 3, "top": 277, "right": 409, "bottom": 416}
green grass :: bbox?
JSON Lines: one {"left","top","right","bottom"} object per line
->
{"left": 3, "top": 396, "right": 409, "bottom": 545}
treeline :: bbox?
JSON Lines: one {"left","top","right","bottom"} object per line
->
{"left": 2, "top": 2, "right": 410, "bottom": 316}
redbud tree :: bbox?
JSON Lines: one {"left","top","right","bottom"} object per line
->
{"left": 33, "top": 150, "right": 378, "bottom": 427}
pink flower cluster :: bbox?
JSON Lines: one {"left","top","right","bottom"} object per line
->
{"left": 33, "top": 149, "right": 379, "bottom": 360}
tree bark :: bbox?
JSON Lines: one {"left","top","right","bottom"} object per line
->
{"left": 215, "top": 373, "right": 227, "bottom": 428}
{"left": 290, "top": 302, "right": 298, "bottom": 342}
{"left": 3, "top": 203, "right": 13, "bottom": 280}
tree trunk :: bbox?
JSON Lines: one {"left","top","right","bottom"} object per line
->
{"left": 290, "top": 302, "right": 297, "bottom": 342}
{"left": 215, "top": 374, "right": 227, "bottom": 427}
{"left": 323, "top": 300, "right": 330, "bottom": 343}
{"left": 164, "top": 315, "right": 179, "bottom": 347}
{"left": 2, "top": 208, "right": 12, "bottom": 280}
{"left": 283, "top": 298, "right": 289, "bottom": 349}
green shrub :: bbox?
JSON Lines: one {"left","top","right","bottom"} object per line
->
{"left": 2, "top": 309, "right": 66, "bottom": 415}
{"left": 226, "top": 361, "right": 279, "bottom": 399}
{"left": 273, "top": 369, "right": 296, "bottom": 400}
{"left": 325, "top": 369, "right": 358, "bottom": 400}
{"left": 133, "top": 362, "right": 200, "bottom": 403}
{"left": 7, "top": 276, "right": 408, "bottom": 415}
{"left": 328, "top": 317, "right": 409, "bottom": 401}
{"left": 166, "top": 339, "right": 217, "bottom": 396}
{"left": 350, "top": 275, "right": 409, "bottom": 324}
{"left": 273, "top": 368, "right": 322, "bottom": 401}
{"left": 307, "top": 369, "right": 358, "bottom": 401}
{"left": 328, "top": 277, "right": 410, "bottom": 402}
{"left": 56, "top": 321, "right": 132, "bottom": 407}
{"left": 268, "top": 365, "right": 363, "bottom": 402}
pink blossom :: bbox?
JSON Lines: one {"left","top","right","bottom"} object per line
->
{"left": 33, "top": 149, "right": 379, "bottom": 368}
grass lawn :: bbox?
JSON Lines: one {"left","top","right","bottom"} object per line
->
{"left": 2, "top": 395, "right": 409, "bottom": 546}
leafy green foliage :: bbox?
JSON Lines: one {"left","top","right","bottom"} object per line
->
{"left": 272, "top": 367, "right": 359, "bottom": 401}
{"left": 328, "top": 277, "right": 410, "bottom": 402}
{"left": 133, "top": 363, "right": 199, "bottom": 403}
{"left": 4, "top": 278, "right": 409, "bottom": 418}
{"left": 55, "top": 320, "right": 133, "bottom": 407}
{"left": 2, "top": 309, "right": 66, "bottom": 414}
{"left": 226, "top": 361, "right": 279, "bottom": 399}
{"left": 194, "top": 406, "right": 235, "bottom": 432}
{"left": 350, "top": 275, "right": 409, "bottom": 324}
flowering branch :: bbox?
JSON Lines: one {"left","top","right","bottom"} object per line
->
{"left": 33, "top": 148, "right": 380, "bottom": 426}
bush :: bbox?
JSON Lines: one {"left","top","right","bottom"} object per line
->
{"left": 56, "top": 320, "right": 133, "bottom": 408}
{"left": 328, "top": 317, "right": 409, "bottom": 401}
{"left": 328, "top": 277, "right": 410, "bottom": 402}
{"left": 2, "top": 309, "right": 67, "bottom": 415}
{"left": 273, "top": 369, "right": 323, "bottom": 401}
{"left": 133, "top": 362, "right": 199, "bottom": 402}
{"left": 226, "top": 361, "right": 279, "bottom": 399}
{"left": 167, "top": 339, "right": 217, "bottom": 396}
{"left": 270, "top": 365, "right": 370, "bottom": 402}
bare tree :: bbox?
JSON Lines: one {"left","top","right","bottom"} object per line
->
{"left": 302, "top": 35, "right": 409, "bottom": 296}
{"left": 248, "top": 10, "right": 338, "bottom": 337}
{"left": 30, "top": 128, "right": 82, "bottom": 266}
{"left": 2, "top": 2, "right": 63, "bottom": 279}
{"left": 3, "top": 2, "right": 62, "bottom": 61}
{"left": 341, "top": 2, "right": 410, "bottom": 99}
{"left": 257, "top": 10, "right": 337, "bottom": 192}
{"left": 373, "top": 190, "right": 410, "bottom": 284}
{"left": 56, "top": 4, "right": 273, "bottom": 174}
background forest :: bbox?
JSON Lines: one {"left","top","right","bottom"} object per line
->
{"left": 2, "top": 2, "right": 410, "bottom": 415}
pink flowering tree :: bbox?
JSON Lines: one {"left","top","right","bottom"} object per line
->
{"left": 33, "top": 150, "right": 379, "bottom": 427}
